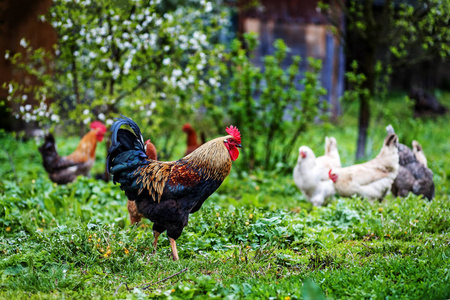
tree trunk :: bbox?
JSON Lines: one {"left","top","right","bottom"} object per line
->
{"left": 356, "top": 94, "right": 370, "bottom": 160}
{"left": 355, "top": 57, "right": 376, "bottom": 160}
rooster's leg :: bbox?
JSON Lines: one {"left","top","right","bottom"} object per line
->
{"left": 152, "top": 230, "right": 160, "bottom": 254}
{"left": 169, "top": 238, "right": 179, "bottom": 261}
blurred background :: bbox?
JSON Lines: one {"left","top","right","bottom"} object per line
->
{"left": 1, "top": 0, "right": 449, "bottom": 172}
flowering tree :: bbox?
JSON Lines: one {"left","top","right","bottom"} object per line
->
{"left": 6, "top": 0, "right": 228, "bottom": 146}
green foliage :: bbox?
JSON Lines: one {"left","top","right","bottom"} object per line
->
{"left": 206, "top": 34, "right": 328, "bottom": 171}
{"left": 322, "top": 0, "right": 450, "bottom": 159}
{"left": 340, "top": 61, "right": 369, "bottom": 110}
{"left": 1, "top": 93, "right": 449, "bottom": 299}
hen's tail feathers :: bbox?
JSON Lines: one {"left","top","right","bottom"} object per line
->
{"left": 386, "top": 124, "right": 396, "bottom": 135}
{"left": 107, "top": 116, "right": 148, "bottom": 185}
{"left": 38, "top": 134, "right": 56, "bottom": 153}
{"left": 412, "top": 140, "right": 428, "bottom": 167}
{"left": 385, "top": 133, "right": 398, "bottom": 148}
{"left": 38, "top": 134, "right": 59, "bottom": 171}
{"left": 325, "top": 137, "right": 338, "bottom": 154}
{"left": 412, "top": 140, "right": 422, "bottom": 152}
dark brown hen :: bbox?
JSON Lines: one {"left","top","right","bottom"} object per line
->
{"left": 39, "top": 122, "right": 106, "bottom": 184}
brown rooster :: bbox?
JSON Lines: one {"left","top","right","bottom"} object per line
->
{"left": 127, "top": 139, "right": 158, "bottom": 224}
{"left": 182, "top": 123, "right": 203, "bottom": 155}
{"left": 39, "top": 121, "right": 107, "bottom": 184}
{"left": 107, "top": 116, "right": 241, "bottom": 260}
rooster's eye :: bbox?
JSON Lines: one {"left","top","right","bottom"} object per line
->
{"left": 224, "top": 139, "right": 228, "bottom": 143}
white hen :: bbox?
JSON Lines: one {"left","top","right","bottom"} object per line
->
{"left": 316, "top": 137, "right": 341, "bottom": 170}
{"left": 328, "top": 133, "right": 399, "bottom": 201}
{"left": 293, "top": 146, "right": 335, "bottom": 206}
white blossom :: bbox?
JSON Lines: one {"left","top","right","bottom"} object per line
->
{"left": 20, "top": 38, "right": 28, "bottom": 48}
{"left": 98, "top": 113, "right": 105, "bottom": 121}
{"left": 106, "top": 119, "right": 114, "bottom": 126}
{"left": 51, "top": 114, "right": 60, "bottom": 123}
{"left": 162, "top": 58, "right": 171, "bottom": 65}
{"left": 172, "top": 69, "right": 182, "bottom": 77}
{"left": 83, "top": 109, "right": 89, "bottom": 115}
{"left": 25, "top": 104, "right": 32, "bottom": 111}
{"left": 205, "top": 2, "right": 213, "bottom": 13}
{"left": 123, "top": 58, "right": 132, "bottom": 75}
{"left": 112, "top": 68, "right": 120, "bottom": 79}
{"left": 99, "top": 26, "right": 107, "bottom": 36}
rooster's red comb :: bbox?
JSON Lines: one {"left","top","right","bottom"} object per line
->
{"left": 182, "top": 123, "right": 192, "bottom": 131}
{"left": 90, "top": 121, "right": 106, "bottom": 133}
{"left": 226, "top": 125, "right": 241, "bottom": 143}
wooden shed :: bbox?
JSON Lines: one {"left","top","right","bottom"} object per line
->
{"left": 236, "top": 0, "right": 344, "bottom": 118}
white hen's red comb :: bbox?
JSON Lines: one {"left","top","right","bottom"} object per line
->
{"left": 226, "top": 125, "right": 241, "bottom": 143}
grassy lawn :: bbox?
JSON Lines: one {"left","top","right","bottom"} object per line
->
{"left": 0, "top": 93, "right": 449, "bottom": 299}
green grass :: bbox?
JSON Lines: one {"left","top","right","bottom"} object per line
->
{"left": 0, "top": 92, "right": 449, "bottom": 299}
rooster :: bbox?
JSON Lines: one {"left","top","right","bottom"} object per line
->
{"left": 182, "top": 123, "right": 204, "bottom": 155}
{"left": 127, "top": 139, "right": 158, "bottom": 224}
{"left": 385, "top": 126, "right": 434, "bottom": 200}
{"left": 107, "top": 116, "right": 241, "bottom": 260}
{"left": 39, "top": 121, "right": 107, "bottom": 184}
{"left": 293, "top": 146, "right": 335, "bottom": 206}
{"left": 316, "top": 137, "right": 341, "bottom": 170}
{"left": 328, "top": 133, "right": 399, "bottom": 201}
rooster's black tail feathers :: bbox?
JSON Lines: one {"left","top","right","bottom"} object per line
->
{"left": 107, "top": 116, "right": 148, "bottom": 184}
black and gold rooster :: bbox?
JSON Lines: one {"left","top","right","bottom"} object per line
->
{"left": 107, "top": 116, "right": 241, "bottom": 260}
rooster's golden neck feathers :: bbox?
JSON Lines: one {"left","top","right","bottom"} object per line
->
{"left": 184, "top": 135, "right": 233, "bottom": 181}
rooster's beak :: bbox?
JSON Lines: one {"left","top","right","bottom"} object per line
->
{"left": 236, "top": 144, "right": 242, "bottom": 148}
